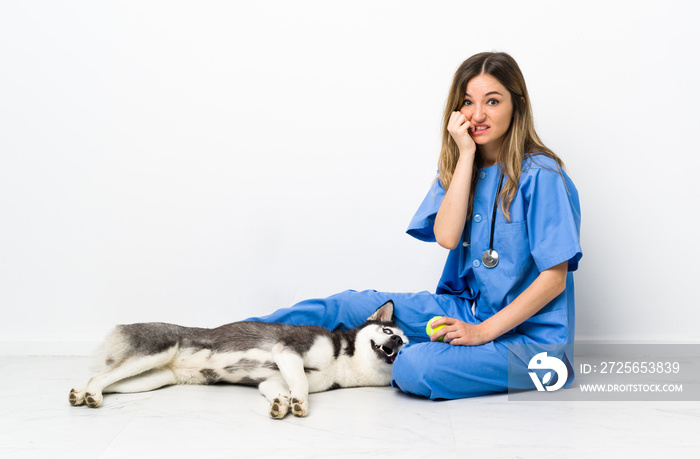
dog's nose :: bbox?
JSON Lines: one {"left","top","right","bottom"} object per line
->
{"left": 390, "top": 335, "right": 404, "bottom": 346}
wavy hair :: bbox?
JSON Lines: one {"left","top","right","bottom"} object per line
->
{"left": 438, "top": 52, "right": 564, "bottom": 221}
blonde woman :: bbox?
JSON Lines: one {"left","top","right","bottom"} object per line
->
{"left": 250, "top": 52, "right": 582, "bottom": 399}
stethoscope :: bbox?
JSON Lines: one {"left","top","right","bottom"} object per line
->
{"left": 463, "top": 171, "right": 504, "bottom": 269}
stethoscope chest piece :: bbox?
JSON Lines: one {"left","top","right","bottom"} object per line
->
{"left": 482, "top": 249, "right": 499, "bottom": 268}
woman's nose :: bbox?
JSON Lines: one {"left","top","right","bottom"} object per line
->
{"left": 473, "top": 104, "right": 486, "bottom": 122}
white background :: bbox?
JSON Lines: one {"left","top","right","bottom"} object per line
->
{"left": 1, "top": 0, "right": 698, "bottom": 354}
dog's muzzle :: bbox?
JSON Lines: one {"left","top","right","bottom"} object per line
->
{"left": 372, "top": 335, "right": 404, "bottom": 364}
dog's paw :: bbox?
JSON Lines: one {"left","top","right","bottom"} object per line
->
{"left": 291, "top": 397, "right": 309, "bottom": 417}
{"left": 69, "top": 388, "right": 86, "bottom": 406}
{"left": 269, "top": 396, "right": 289, "bottom": 419}
{"left": 85, "top": 392, "right": 103, "bottom": 408}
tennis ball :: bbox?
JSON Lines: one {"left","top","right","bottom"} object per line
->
{"left": 426, "top": 316, "right": 446, "bottom": 341}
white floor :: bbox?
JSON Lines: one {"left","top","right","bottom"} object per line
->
{"left": 1, "top": 356, "right": 699, "bottom": 459}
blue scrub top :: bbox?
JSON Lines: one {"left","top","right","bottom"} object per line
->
{"left": 407, "top": 154, "right": 582, "bottom": 365}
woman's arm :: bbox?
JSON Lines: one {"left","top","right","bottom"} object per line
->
{"left": 431, "top": 261, "right": 568, "bottom": 345}
{"left": 434, "top": 112, "right": 476, "bottom": 250}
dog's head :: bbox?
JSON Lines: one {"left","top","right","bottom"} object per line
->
{"left": 355, "top": 300, "right": 408, "bottom": 371}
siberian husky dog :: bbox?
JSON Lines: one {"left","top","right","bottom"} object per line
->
{"left": 69, "top": 300, "right": 407, "bottom": 419}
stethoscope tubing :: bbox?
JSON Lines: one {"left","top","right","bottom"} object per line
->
{"left": 488, "top": 171, "right": 505, "bottom": 253}
{"left": 463, "top": 169, "right": 505, "bottom": 269}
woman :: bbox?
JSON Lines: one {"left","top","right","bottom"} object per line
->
{"left": 249, "top": 52, "right": 582, "bottom": 400}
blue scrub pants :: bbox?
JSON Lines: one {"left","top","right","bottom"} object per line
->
{"left": 247, "top": 289, "right": 536, "bottom": 400}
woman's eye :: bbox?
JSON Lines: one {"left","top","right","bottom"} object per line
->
{"left": 488, "top": 99, "right": 500, "bottom": 106}
{"left": 462, "top": 100, "right": 472, "bottom": 106}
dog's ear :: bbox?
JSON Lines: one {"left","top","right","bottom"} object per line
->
{"left": 367, "top": 300, "right": 394, "bottom": 322}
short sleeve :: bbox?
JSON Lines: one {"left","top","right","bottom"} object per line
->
{"left": 524, "top": 164, "right": 582, "bottom": 272}
{"left": 406, "top": 177, "right": 445, "bottom": 242}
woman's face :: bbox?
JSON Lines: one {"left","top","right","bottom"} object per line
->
{"left": 459, "top": 73, "right": 514, "bottom": 157}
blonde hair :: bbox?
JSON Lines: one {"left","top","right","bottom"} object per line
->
{"left": 438, "top": 52, "right": 564, "bottom": 221}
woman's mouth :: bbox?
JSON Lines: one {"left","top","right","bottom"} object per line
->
{"left": 472, "top": 125, "right": 490, "bottom": 135}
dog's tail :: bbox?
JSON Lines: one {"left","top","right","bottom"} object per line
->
{"left": 90, "top": 326, "right": 131, "bottom": 373}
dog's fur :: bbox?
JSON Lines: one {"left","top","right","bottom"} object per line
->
{"left": 69, "top": 301, "right": 407, "bottom": 419}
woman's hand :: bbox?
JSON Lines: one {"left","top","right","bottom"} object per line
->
{"left": 447, "top": 111, "right": 476, "bottom": 156}
{"left": 430, "top": 316, "right": 491, "bottom": 346}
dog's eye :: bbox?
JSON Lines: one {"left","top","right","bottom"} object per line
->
{"left": 382, "top": 328, "right": 393, "bottom": 335}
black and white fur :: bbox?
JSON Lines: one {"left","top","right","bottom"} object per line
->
{"left": 69, "top": 301, "right": 407, "bottom": 419}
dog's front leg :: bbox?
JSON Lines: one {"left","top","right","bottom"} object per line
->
{"left": 258, "top": 376, "right": 291, "bottom": 419}
{"left": 271, "top": 343, "right": 309, "bottom": 417}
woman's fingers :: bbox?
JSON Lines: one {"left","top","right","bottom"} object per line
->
{"left": 448, "top": 111, "right": 469, "bottom": 133}
{"left": 447, "top": 111, "right": 475, "bottom": 153}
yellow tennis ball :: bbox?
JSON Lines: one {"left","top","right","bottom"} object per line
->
{"left": 426, "top": 316, "right": 446, "bottom": 341}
